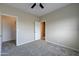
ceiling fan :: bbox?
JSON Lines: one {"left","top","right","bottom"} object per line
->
{"left": 31, "top": 3, "right": 44, "bottom": 9}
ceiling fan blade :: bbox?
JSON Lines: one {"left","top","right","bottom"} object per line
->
{"left": 31, "top": 3, "right": 36, "bottom": 8}
{"left": 39, "top": 3, "right": 44, "bottom": 9}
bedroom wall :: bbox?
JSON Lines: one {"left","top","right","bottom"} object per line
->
{"left": 2, "top": 15, "right": 16, "bottom": 42}
{"left": 0, "top": 4, "right": 37, "bottom": 46}
{"left": 40, "top": 4, "right": 79, "bottom": 51}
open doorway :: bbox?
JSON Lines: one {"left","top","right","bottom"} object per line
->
{"left": 40, "top": 21, "right": 45, "bottom": 40}
{"left": 35, "top": 20, "right": 45, "bottom": 40}
{"left": 1, "top": 15, "right": 16, "bottom": 55}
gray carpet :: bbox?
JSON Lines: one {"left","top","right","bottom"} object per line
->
{"left": 1, "top": 40, "right": 16, "bottom": 55}
{"left": 1, "top": 40, "right": 79, "bottom": 56}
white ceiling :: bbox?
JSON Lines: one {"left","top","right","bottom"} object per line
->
{"left": 5, "top": 3, "right": 70, "bottom": 16}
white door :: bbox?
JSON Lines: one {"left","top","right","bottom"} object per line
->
{"left": 35, "top": 21, "right": 40, "bottom": 40}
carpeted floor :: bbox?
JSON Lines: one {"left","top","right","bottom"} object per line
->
{"left": 1, "top": 40, "right": 79, "bottom": 56}
{"left": 1, "top": 40, "right": 16, "bottom": 55}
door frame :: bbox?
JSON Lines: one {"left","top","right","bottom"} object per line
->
{"left": 34, "top": 19, "right": 46, "bottom": 40}
{"left": 1, "top": 13, "right": 18, "bottom": 46}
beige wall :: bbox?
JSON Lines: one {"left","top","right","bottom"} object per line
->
{"left": 2, "top": 15, "right": 16, "bottom": 42}
{"left": 0, "top": 4, "right": 37, "bottom": 46}
{"left": 41, "top": 4, "right": 79, "bottom": 51}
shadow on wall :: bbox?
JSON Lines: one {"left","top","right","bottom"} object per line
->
{"left": 46, "top": 18, "right": 78, "bottom": 51}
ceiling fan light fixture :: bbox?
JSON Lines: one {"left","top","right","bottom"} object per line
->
{"left": 39, "top": 3, "right": 44, "bottom": 9}
{"left": 31, "top": 3, "right": 36, "bottom": 8}
{"left": 31, "top": 3, "right": 44, "bottom": 9}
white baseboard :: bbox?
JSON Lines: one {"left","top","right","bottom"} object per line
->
{"left": 2, "top": 39, "right": 16, "bottom": 43}
{"left": 16, "top": 40, "right": 38, "bottom": 46}
{"left": 46, "top": 40, "right": 79, "bottom": 52}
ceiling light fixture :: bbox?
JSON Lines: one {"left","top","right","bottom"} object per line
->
{"left": 31, "top": 3, "right": 44, "bottom": 9}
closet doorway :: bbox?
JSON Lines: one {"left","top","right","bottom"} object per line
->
{"left": 35, "top": 20, "right": 45, "bottom": 40}
{"left": 1, "top": 15, "right": 17, "bottom": 55}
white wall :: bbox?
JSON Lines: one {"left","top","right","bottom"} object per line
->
{"left": 0, "top": 4, "right": 37, "bottom": 46}
{"left": 41, "top": 4, "right": 79, "bottom": 51}
{"left": 2, "top": 16, "right": 16, "bottom": 42}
